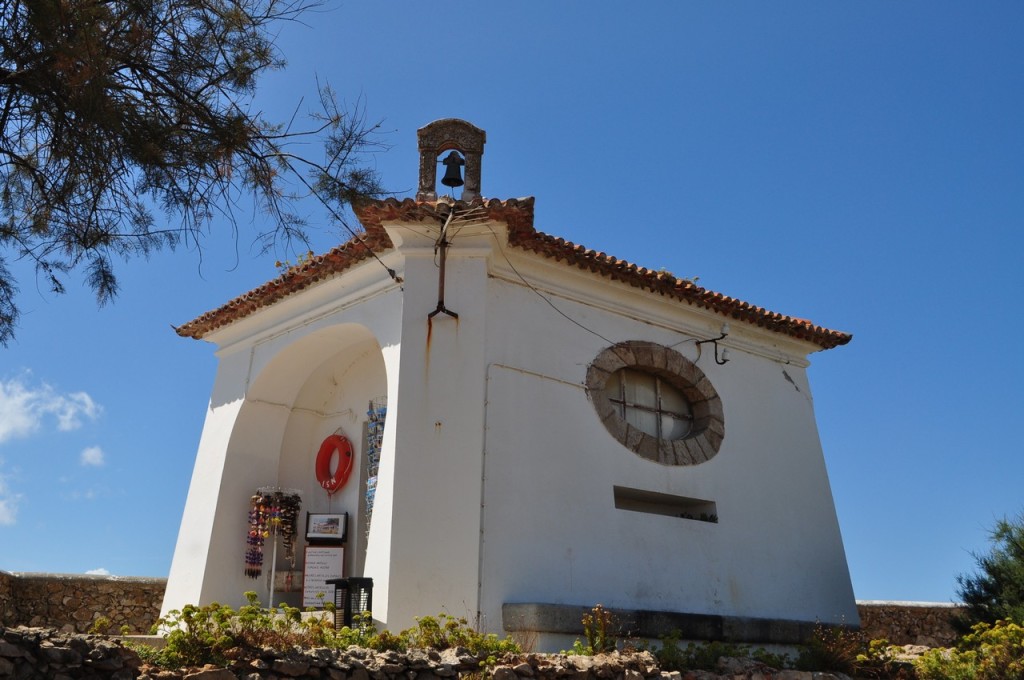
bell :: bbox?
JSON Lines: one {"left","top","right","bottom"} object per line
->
{"left": 440, "top": 150, "right": 465, "bottom": 188}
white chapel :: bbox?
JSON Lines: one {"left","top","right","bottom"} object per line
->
{"left": 162, "top": 119, "right": 858, "bottom": 649}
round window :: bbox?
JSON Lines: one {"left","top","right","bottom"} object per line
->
{"left": 603, "top": 368, "right": 693, "bottom": 440}
{"left": 586, "top": 341, "right": 724, "bottom": 466}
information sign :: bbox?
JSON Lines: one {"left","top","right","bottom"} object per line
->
{"left": 302, "top": 545, "right": 344, "bottom": 608}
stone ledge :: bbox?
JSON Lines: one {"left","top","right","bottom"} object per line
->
{"left": 502, "top": 603, "right": 849, "bottom": 645}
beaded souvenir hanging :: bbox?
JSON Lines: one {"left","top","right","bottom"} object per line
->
{"left": 244, "top": 490, "right": 301, "bottom": 579}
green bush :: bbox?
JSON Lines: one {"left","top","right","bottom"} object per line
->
{"left": 915, "top": 620, "right": 1024, "bottom": 680}
{"left": 88, "top": 616, "right": 112, "bottom": 635}
{"left": 564, "top": 605, "right": 619, "bottom": 656}
{"left": 582, "top": 605, "right": 617, "bottom": 654}
{"left": 149, "top": 595, "right": 519, "bottom": 669}
{"left": 955, "top": 512, "right": 1024, "bottom": 633}
{"left": 915, "top": 649, "right": 978, "bottom": 680}
{"left": 157, "top": 601, "right": 238, "bottom": 667}
{"left": 795, "top": 624, "right": 864, "bottom": 674}
{"left": 793, "top": 624, "right": 910, "bottom": 678}
{"left": 649, "top": 630, "right": 788, "bottom": 672}
{"left": 399, "top": 613, "right": 519, "bottom": 659}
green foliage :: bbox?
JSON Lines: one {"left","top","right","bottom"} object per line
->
{"left": 333, "top": 612, "right": 405, "bottom": 652}
{"left": 751, "top": 646, "right": 792, "bottom": 670}
{"left": 646, "top": 630, "right": 794, "bottom": 673}
{"left": 124, "top": 640, "right": 167, "bottom": 667}
{"left": 0, "top": 0, "right": 386, "bottom": 345}
{"left": 646, "top": 630, "right": 685, "bottom": 670}
{"left": 676, "top": 640, "right": 746, "bottom": 671}
{"left": 795, "top": 623, "right": 864, "bottom": 674}
{"left": 562, "top": 605, "right": 615, "bottom": 655}
{"left": 89, "top": 616, "right": 112, "bottom": 635}
{"left": 955, "top": 512, "right": 1024, "bottom": 633}
{"left": 564, "top": 638, "right": 593, "bottom": 656}
{"left": 853, "top": 638, "right": 917, "bottom": 679}
{"left": 399, "top": 613, "right": 520, "bottom": 666}
{"left": 583, "top": 604, "right": 618, "bottom": 654}
{"left": 915, "top": 620, "right": 1024, "bottom": 680}
{"left": 915, "top": 649, "right": 979, "bottom": 680}
{"left": 794, "top": 626, "right": 910, "bottom": 679}
{"left": 338, "top": 610, "right": 521, "bottom": 662}
{"left": 149, "top": 595, "right": 519, "bottom": 670}
{"left": 158, "top": 601, "right": 238, "bottom": 667}
{"left": 565, "top": 604, "right": 619, "bottom": 655}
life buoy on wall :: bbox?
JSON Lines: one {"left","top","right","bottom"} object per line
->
{"left": 315, "top": 434, "right": 354, "bottom": 496}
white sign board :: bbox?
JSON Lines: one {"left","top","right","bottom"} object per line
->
{"left": 302, "top": 545, "right": 344, "bottom": 608}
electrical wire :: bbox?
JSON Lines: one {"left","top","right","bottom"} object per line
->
{"left": 483, "top": 223, "right": 725, "bottom": 357}
{"left": 485, "top": 224, "right": 616, "bottom": 346}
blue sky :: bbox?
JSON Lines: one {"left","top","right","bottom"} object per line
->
{"left": 1, "top": 2, "right": 1022, "bottom": 603}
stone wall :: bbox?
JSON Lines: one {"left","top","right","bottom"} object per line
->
{"left": 0, "top": 572, "right": 966, "bottom": 649}
{"left": 0, "top": 627, "right": 853, "bottom": 680}
{"left": 0, "top": 571, "right": 13, "bottom": 628}
{"left": 0, "top": 571, "right": 166, "bottom": 635}
{"left": 856, "top": 601, "right": 963, "bottom": 647}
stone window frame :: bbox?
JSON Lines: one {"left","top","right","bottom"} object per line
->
{"left": 586, "top": 341, "right": 725, "bottom": 465}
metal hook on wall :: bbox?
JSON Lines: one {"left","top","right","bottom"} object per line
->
{"left": 695, "top": 323, "right": 731, "bottom": 365}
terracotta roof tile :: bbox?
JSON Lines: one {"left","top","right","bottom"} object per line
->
{"left": 177, "top": 197, "right": 851, "bottom": 350}
{"left": 175, "top": 228, "right": 393, "bottom": 340}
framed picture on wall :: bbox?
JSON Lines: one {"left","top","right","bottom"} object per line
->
{"left": 306, "top": 512, "right": 348, "bottom": 543}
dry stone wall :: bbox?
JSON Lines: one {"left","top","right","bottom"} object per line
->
{"left": 855, "top": 602, "right": 963, "bottom": 647}
{"left": 0, "top": 572, "right": 13, "bottom": 629}
{"left": 0, "top": 571, "right": 966, "bottom": 650}
{"left": 0, "top": 627, "right": 855, "bottom": 680}
{"left": 0, "top": 571, "right": 166, "bottom": 635}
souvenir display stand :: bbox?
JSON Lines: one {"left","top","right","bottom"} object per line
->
{"left": 245, "top": 487, "right": 302, "bottom": 608}
{"left": 364, "top": 398, "right": 386, "bottom": 540}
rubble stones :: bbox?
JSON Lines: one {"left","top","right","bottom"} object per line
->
{"left": 0, "top": 624, "right": 867, "bottom": 680}
{"left": 1, "top": 625, "right": 143, "bottom": 679}
{"left": 0, "top": 571, "right": 166, "bottom": 635}
{"left": 856, "top": 602, "right": 962, "bottom": 647}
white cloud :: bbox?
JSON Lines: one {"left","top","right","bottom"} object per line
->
{"left": 85, "top": 568, "right": 111, "bottom": 576}
{"left": 80, "top": 446, "right": 105, "bottom": 467}
{"left": 0, "top": 375, "right": 102, "bottom": 444}
{"left": 0, "top": 474, "right": 19, "bottom": 525}
{"left": 53, "top": 392, "right": 100, "bottom": 431}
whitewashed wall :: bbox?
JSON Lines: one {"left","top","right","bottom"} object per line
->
{"left": 161, "top": 264, "right": 404, "bottom": 618}
{"left": 163, "top": 216, "right": 856, "bottom": 643}
{"left": 477, "top": 254, "right": 856, "bottom": 632}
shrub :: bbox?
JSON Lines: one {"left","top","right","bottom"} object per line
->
{"left": 650, "top": 630, "right": 787, "bottom": 672}
{"left": 89, "top": 616, "right": 112, "bottom": 635}
{"left": 796, "top": 623, "right": 865, "bottom": 674}
{"left": 955, "top": 512, "right": 1024, "bottom": 633}
{"left": 581, "top": 605, "right": 617, "bottom": 654}
{"left": 916, "top": 620, "right": 1024, "bottom": 680}
{"left": 854, "top": 638, "right": 915, "bottom": 679}
{"left": 150, "top": 596, "right": 519, "bottom": 669}
{"left": 564, "top": 605, "right": 619, "bottom": 656}
{"left": 399, "top": 613, "right": 520, "bottom": 664}
{"left": 915, "top": 649, "right": 979, "bottom": 680}
{"left": 157, "top": 601, "right": 237, "bottom": 667}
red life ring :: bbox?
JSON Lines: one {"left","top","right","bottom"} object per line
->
{"left": 315, "top": 434, "right": 353, "bottom": 495}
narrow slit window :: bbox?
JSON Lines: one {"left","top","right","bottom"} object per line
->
{"left": 613, "top": 485, "right": 718, "bottom": 523}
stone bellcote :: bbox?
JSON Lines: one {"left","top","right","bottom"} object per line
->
{"left": 416, "top": 119, "right": 486, "bottom": 202}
